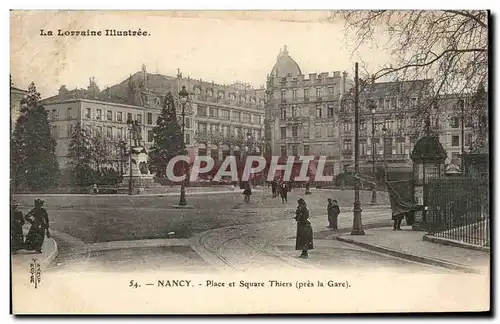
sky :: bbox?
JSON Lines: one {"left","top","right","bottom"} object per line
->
{"left": 10, "top": 11, "right": 394, "bottom": 98}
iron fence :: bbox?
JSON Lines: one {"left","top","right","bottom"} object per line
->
{"left": 427, "top": 176, "right": 490, "bottom": 247}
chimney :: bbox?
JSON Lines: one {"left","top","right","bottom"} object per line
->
{"left": 58, "top": 85, "right": 69, "bottom": 97}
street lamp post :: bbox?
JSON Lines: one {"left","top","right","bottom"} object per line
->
{"left": 351, "top": 62, "right": 365, "bottom": 235}
{"left": 382, "top": 125, "right": 388, "bottom": 181}
{"left": 246, "top": 130, "right": 253, "bottom": 187}
{"left": 127, "top": 117, "right": 134, "bottom": 195}
{"left": 370, "top": 103, "right": 377, "bottom": 204}
{"left": 178, "top": 85, "right": 189, "bottom": 206}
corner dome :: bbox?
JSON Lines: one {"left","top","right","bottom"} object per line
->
{"left": 270, "top": 45, "right": 302, "bottom": 78}
{"left": 410, "top": 135, "right": 448, "bottom": 163}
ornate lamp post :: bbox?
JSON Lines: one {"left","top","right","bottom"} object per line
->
{"left": 351, "top": 62, "right": 365, "bottom": 235}
{"left": 370, "top": 102, "right": 377, "bottom": 204}
{"left": 246, "top": 130, "right": 254, "bottom": 187}
{"left": 382, "top": 124, "right": 388, "bottom": 181}
{"left": 178, "top": 85, "right": 189, "bottom": 206}
{"left": 126, "top": 116, "right": 134, "bottom": 195}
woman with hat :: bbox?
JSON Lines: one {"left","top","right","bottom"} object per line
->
{"left": 24, "top": 199, "right": 50, "bottom": 253}
{"left": 11, "top": 200, "right": 25, "bottom": 254}
{"left": 294, "top": 198, "right": 314, "bottom": 259}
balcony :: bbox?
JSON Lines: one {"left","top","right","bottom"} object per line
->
{"left": 316, "top": 97, "right": 323, "bottom": 102}
{"left": 341, "top": 150, "right": 353, "bottom": 158}
{"left": 361, "top": 153, "right": 409, "bottom": 162}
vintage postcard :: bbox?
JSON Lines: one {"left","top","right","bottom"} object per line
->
{"left": 10, "top": 10, "right": 490, "bottom": 314}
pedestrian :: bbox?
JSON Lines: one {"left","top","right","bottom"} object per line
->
{"left": 243, "top": 182, "right": 252, "bottom": 203}
{"left": 24, "top": 199, "right": 50, "bottom": 254}
{"left": 11, "top": 200, "right": 25, "bottom": 254}
{"left": 393, "top": 212, "right": 404, "bottom": 231}
{"left": 280, "top": 182, "right": 288, "bottom": 203}
{"left": 305, "top": 183, "right": 312, "bottom": 195}
{"left": 294, "top": 198, "right": 314, "bottom": 259}
{"left": 271, "top": 179, "right": 277, "bottom": 198}
{"left": 327, "top": 199, "right": 341, "bottom": 230}
{"left": 92, "top": 183, "right": 99, "bottom": 195}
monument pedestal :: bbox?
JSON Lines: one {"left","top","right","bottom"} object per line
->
{"left": 119, "top": 147, "right": 155, "bottom": 194}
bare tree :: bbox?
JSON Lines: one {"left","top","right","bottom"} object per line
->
{"left": 333, "top": 10, "right": 488, "bottom": 151}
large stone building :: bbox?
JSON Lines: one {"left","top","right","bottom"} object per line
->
{"left": 10, "top": 85, "right": 27, "bottom": 131}
{"left": 339, "top": 79, "right": 476, "bottom": 176}
{"left": 264, "top": 46, "right": 354, "bottom": 176}
{"left": 41, "top": 65, "right": 266, "bottom": 170}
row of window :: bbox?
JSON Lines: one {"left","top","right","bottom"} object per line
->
{"left": 271, "top": 87, "right": 335, "bottom": 102}
{"left": 197, "top": 122, "right": 263, "bottom": 140}
{"left": 192, "top": 86, "right": 264, "bottom": 105}
{"left": 196, "top": 106, "right": 263, "bottom": 124}
{"left": 279, "top": 126, "right": 335, "bottom": 140}
{"left": 279, "top": 145, "right": 310, "bottom": 157}
{"left": 340, "top": 134, "right": 473, "bottom": 152}
{"left": 342, "top": 97, "right": 419, "bottom": 112}
{"left": 279, "top": 105, "right": 336, "bottom": 119}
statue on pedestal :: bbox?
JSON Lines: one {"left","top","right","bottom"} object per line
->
{"left": 131, "top": 120, "right": 143, "bottom": 147}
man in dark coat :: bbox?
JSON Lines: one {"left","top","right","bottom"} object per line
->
{"left": 295, "top": 198, "right": 314, "bottom": 258}
{"left": 280, "top": 182, "right": 288, "bottom": 203}
{"left": 11, "top": 200, "right": 25, "bottom": 254}
{"left": 271, "top": 179, "right": 277, "bottom": 198}
{"left": 327, "top": 199, "right": 341, "bottom": 230}
{"left": 393, "top": 212, "right": 404, "bottom": 231}
{"left": 305, "top": 183, "right": 312, "bottom": 195}
{"left": 243, "top": 182, "right": 252, "bottom": 203}
{"left": 24, "top": 199, "right": 50, "bottom": 253}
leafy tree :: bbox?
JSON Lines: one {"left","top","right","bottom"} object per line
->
{"left": 67, "top": 122, "right": 94, "bottom": 186}
{"left": 90, "top": 132, "right": 110, "bottom": 171}
{"left": 11, "top": 82, "right": 59, "bottom": 190}
{"left": 469, "top": 83, "right": 488, "bottom": 153}
{"left": 334, "top": 10, "right": 488, "bottom": 147}
{"left": 149, "top": 92, "right": 185, "bottom": 177}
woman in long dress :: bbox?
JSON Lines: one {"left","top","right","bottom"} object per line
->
{"left": 11, "top": 200, "right": 25, "bottom": 254}
{"left": 24, "top": 199, "right": 50, "bottom": 253}
{"left": 295, "top": 198, "right": 314, "bottom": 259}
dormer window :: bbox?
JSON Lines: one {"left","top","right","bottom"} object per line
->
{"left": 218, "top": 91, "right": 224, "bottom": 99}
{"left": 207, "top": 88, "right": 213, "bottom": 97}
{"left": 230, "top": 93, "right": 236, "bottom": 100}
{"left": 194, "top": 86, "right": 201, "bottom": 95}
{"left": 250, "top": 97, "right": 256, "bottom": 104}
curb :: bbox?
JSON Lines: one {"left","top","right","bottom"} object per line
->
{"left": 336, "top": 236, "right": 480, "bottom": 274}
{"left": 39, "top": 237, "right": 58, "bottom": 269}
{"left": 423, "top": 234, "right": 490, "bottom": 253}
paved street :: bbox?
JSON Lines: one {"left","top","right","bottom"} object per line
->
{"left": 12, "top": 188, "right": 453, "bottom": 275}
{"left": 14, "top": 188, "right": 390, "bottom": 242}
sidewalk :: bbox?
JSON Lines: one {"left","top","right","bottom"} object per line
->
{"left": 336, "top": 226, "right": 490, "bottom": 274}
{"left": 11, "top": 227, "right": 58, "bottom": 271}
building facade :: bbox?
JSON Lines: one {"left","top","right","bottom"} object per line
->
{"left": 41, "top": 65, "right": 265, "bottom": 170}
{"left": 339, "top": 79, "right": 476, "bottom": 176}
{"left": 264, "top": 46, "right": 354, "bottom": 176}
{"left": 10, "top": 86, "right": 28, "bottom": 131}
